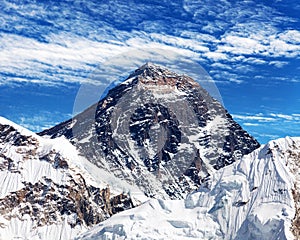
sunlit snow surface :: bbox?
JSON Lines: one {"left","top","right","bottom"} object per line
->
{"left": 77, "top": 137, "right": 300, "bottom": 240}
{"left": 0, "top": 117, "right": 146, "bottom": 240}
{"left": 1, "top": 117, "right": 300, "bottom": 240}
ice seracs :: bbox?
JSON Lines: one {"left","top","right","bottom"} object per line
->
{"left": 77, "top": 137, "right": 300, "bottom": 240}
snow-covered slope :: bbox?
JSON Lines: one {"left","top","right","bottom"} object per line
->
{"left": 0, "top": 117, "right": 141, "bottom": 240}
{"left": 77, "top": 137, "right": 300, "bottom": 240}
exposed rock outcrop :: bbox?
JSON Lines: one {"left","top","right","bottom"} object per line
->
{"left": 40, "top": 63, "right": 260, "bottom": 199}
{"left": 0, "top": 118, "right": 135, "bottom": 239}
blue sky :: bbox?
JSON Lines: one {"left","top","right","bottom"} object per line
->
{"left": 0, "top": 0, "right": 299, "bottom": 143}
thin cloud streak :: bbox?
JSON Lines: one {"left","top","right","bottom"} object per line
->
{"left": 1, "top": 0, "right": 300, "bottom": 87}
{"left": 232, "top": 113, "right": 300, "bottom": 123}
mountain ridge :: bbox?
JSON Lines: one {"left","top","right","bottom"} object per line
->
{"left": 40, "top": 63, "right": 260, "bottom": 199}
{"left": 77, "top": 136, "right": 300, "bottom": 240}
{"left": 1, "top": 116, "right": 299, "bottom": 239}
{"left": 0, "top": 116, "right": 140, "bottom": 240}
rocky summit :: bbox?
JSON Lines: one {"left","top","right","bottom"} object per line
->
{"left": 40, "top": 63, "right": 260, "bottom": 199}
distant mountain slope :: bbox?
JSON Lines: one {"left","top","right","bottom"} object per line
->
{"left": 40, "top": 63, "right": 260, "bottom": 199}
{"left": 0, "top": 117, "right": 138, "bottom": 240}
{"left": 77, "top": 137, "right": 300, "bottom": 240}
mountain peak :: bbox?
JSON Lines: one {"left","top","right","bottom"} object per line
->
{"left": 135, "top": 62, "right": 169, "bottom": 73}
{"left": 138, "top": 62, "right": 163, "bottom": 70}
{"left": 129, "top": 62, "right": 177, "bottom": 79}
{"left": 127, "top": 63, "right": 199, "bottom": 88}
{"left": 0, "top": 118, "right": 136, "bottom": 239}
{"left": 40, "top": 63, "right": 260, "bottom": 200}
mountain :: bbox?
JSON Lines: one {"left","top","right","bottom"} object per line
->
{"left": 0, "top": 117, "right": 142, "bottom": 240}
{"left": 40, "top": 63, "right": 260, "bottom": 199}
{"left": 1, "top": 64, "right": 298, "bottom": 240}
{"left": 77, "top": 137, "right": 300, "bottom": 240}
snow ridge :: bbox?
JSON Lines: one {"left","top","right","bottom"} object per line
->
{"left": 0, "top": 117, "right": 137, "bottom": 240}
{"left": 77, "top": 137, "right": 300, "bottom": 240}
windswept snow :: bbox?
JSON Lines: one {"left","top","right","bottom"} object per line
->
{"left": 77, "top": 137, "right": 300, "bottom": 240}
{"left": 0, "top": 117, "right": 143, "bottom": 240}
{"left": 0, "top": 116, "right": 104, "bottom": 194}
{"left": 1, "top": 114, "right": 299, "bottom": 240}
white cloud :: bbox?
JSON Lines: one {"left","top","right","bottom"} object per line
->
{"left": 267, "top": 38, "right": 300, "bottom": 58}
{"left": 149, "top": 33, "right": 210, "bottom": 53}
{"left": 243, "top": 123, "right": 260, "bottom": 126}
{"left": 269, "top": 61, "right": 289, "bottom": 68}
{"left": 211, "top": 71, "right": 243, "bottom": 84}
{"left": 232, "top": 112, "right": 300, "bottom": 143}
{"left": 243, "top": 58, "right": 267, "bottom": 65}
{"left": 211, "top": 62, "right": 232, "bottom": 70}
{"left": 270, "top": 113, "right": 299, "bottom": 121}
{"left": 204, "top": 52, "right": 228, "bottom": 61}
{"left": 278, "top": 30, "right": 300, "bottom": 44}
{"left": 179, "top": 31, "right": 219, "bottom": 43}
{"left": 232, "top": 114, "right": 276, "bottom": 122}
{"left": 233, "top": 112, "right": 300, "bottom": 123}
{"left": 217, "top": 31, "right": 300, "bottom": 59}
{"left": 220, "top": 35, "right": 264, "bottom": 55}
{"left": 0, "top": 0, "right": 299, "bottom": 89}
{"left": 0, "top": 32, "right": 205, "bottom": 86}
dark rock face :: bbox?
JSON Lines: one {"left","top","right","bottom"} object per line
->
{"left": 0, "top": 121, "right": 134, "bottom": 236}
{"left": 40, "top": 63, "right": 260, "bottom": 199}
{"left": 289, "top": 147, "right": 300, "bottom": 238}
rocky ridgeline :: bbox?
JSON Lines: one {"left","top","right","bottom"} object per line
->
{"left": 40, "top": 63, "right": 260, "bottom": 199}
{"left": 0, "top": 119, "right": 134, "bottom": 239}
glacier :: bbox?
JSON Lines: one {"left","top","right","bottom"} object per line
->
{"left": 77, "top": 137, "right": 300, "bottom": 240}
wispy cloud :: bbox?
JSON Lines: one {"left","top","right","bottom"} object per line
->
{"left": 232, "top": 114, "right": 276, "bottom": 122}
{"left": 204, "top": 52, "right": 228, "bottom": 61}
{"left": 270, "top": 113, "right": 300, "bottom": 121}
{"left": 0, "top": 32, "right": 204, "bottom": 87}
{"left": 243, "top": 123, "right": 260, "bottom": 127}
{"left": 0, "top": 0, "right": 299, "bottom": 89}
{"left": 214, "top": 30, "right": 300, "bottom": 60}
{"left": 232, "top": 112, "right": 300, "bottom": 123}
{"left": 14, "top": 111, "right": 72, "bottom": 132}
{"left": 269, "top": 61, "right": 289, "bottom": 68}
{"left": 232, "top": 112, "right": 300, "bottom": 143}
{"left": 182, "top": 0, "right": 300, "bottom": 77}
{"left": 210, "top": 70, "right": 243, "bottom": 84}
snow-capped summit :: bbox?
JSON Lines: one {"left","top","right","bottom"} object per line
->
{"left": 133, "top": 62, "right": 163, "bottom": 73}
{"left": 0, "top": 117, "right": 136, "bottom": 240}
{"left": 123, "top": 62, "right": 199, "bottom": 88}
{"left": 77, "top": 137, "right": 300, "bottom": 240}
{"left": 40, "top": 64, "right": 260, "bottom": 199}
